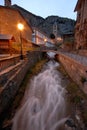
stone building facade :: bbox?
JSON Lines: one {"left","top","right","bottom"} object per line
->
{"left": 74, "top": 0, "right": 87, "bottom": 49}
{"left": 0, "top": 6, "right": 33, "bottom": 52}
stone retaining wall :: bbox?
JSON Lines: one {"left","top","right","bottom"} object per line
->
{"left": 0, "top": 51, "right": 42, "bottom": 121}
{"left": 0, "top": 55, "right": 20, "bottom": 72}
{"left": 78, "top": 50, "right": 87, "bottom": 57}
{"left": 0, "top": 62, "right": 23, "bottom": 87}
{"left": 56, "top": 53, "right": 87, "bottom": 94}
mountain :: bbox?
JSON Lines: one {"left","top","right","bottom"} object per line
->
{"left": 12, "top": 4, "right": 75, "bottom": 37}
{"left": 38, "top": 16, "right": 75, "bottom": 36}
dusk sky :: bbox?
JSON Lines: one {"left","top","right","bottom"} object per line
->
{"left": 0, "top": 0, "right": 77, "bottom": 20}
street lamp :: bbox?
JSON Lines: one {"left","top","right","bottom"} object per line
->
{"left": 44, "top": 38, "right": 47, "bottom": 43}
{"left": 18, "top": 23, "right": 24, "bottom": 60}
{"left": 44, "top": 38, "right": 47, "bottom": 46}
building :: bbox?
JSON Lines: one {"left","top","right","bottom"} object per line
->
{"left": 0, "top": 34, "right": 15, "bottom": 54}
{"left": 0, "top": 5, "right": 33, "bottom": 53}
{"left": 32, "top": 27, "right": 54, "bottom": 45}
{"left": 0, "top": 34, "right": 15, "bottom": 49}
{"left": 53, "top": 22, "right": 57, "bottom": 38}
{"left": 63, "top": 32, "right": 74, "bottom": 43}
{"left": 4, "top": 0, "right": 11, "bottom": 6}
{"left": 61, "top": 32, "right": 74, "bottom": 51}
{"left": 74, "top": 0, "right": 87, "bottom": 49}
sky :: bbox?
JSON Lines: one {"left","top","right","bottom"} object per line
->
{"left": 0, "top": 0, "right": 77, "bottom": 20}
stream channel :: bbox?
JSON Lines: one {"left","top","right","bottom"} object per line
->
{"left": 11, "top": 59, "right": 72, "bottom": 130}
{"left": 1, "top": 52, "right": 86, "bottom": 130}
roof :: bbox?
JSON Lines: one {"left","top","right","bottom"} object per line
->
{"left": 74, "top": 0, "right": 83, "bottom": 12}
{"left": 32, "top": 27, "right": 50, "bottom": 38}
{"left": 63, "top": 32, "right": 74, "bottom": 35}
{"left": 0, "top": 34, "right": 15, "bottom": 41}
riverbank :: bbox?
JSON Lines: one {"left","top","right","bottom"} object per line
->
{"left": 58, "top": 64, "right": 87, "bottom": 129}
{"left": 1, "top": 58, "right": 47, "bottom": 130}
{"left": 1, "top": 59, "right": 87, "bottom": 130}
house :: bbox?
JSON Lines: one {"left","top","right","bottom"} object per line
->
{"left": 0, "top": 5, "right": 33, "bottom": 53}
{"left": 32, "top": 27, "right": 54, "bottom": 45}
{"left": 74, "top": 0, "right": 87, "bottom": 49}
{"left": 63, "top": 32, "right": 74, "bottom": 44}
{"left": 0, "top": 34, "right": 15, "bottom": 54}
{"left": 0, "top": 34, "right": 15, "bottom": 48}
{"left": 61, "top": 32, "right": 74, "bottom": 51}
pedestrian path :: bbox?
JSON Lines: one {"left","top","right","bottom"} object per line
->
{"left": 0, "top": 54, "right": 10, "bottom": 59}
{"left": 0, "top": 54, "right": 19, "bottom": 59}
{"left": 61, "top": 52, "right": 87, "bottom": 66}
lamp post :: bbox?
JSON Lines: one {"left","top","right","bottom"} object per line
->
{"left": 18, "top": 23, "right": 24, "bottom": 60}
{"left": 44, "top": 38, "right": 47, "bottom": 43}
{"left": 44, "top": 38, "right": 47, "bottom": 50}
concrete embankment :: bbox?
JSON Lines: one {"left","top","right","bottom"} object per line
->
{"left": 56, "top": 52, "right": 87, "bottom": 94}
{"left": 0, "top": 51, "right": 43, "bottom": 125}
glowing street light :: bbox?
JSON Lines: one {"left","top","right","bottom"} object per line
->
{"left": 17, "top": 23, "right": 24, "bottom": 59}
{"left": 44, "top": 38, "right": 47, "bottom": 45}
{"left": 44, "top": 38, "right": 47, "bottom": 42}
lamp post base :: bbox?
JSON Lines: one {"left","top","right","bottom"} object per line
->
{"left": 20, "top": 54, "right": 23, "bottom": 60}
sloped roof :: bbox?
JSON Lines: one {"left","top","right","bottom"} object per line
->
{"left": 0, "top": 34, "right": 15, "bottom": 41}
{"left": 74, "top": 0, "right": 83, "bottom": 12}
{"left": 32, "top": 27, "right": 50, "bottom": 38}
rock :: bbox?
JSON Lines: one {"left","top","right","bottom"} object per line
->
{"left": 65, "top": 118, "right": 76, "bottom": 128}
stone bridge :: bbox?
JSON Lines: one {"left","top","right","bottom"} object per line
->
{"left": 39, "top": 46, "right": 57, "bottom": 52}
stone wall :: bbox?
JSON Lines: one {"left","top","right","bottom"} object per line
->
{"left": 75, "top": 0, "right": 87, "bottom": 49}
{"left": 56, "top": 53, "right": 87, "bottom": 94}
{"left": 0, "top": 55, "right": 20, "bottom": 72}
{"left": 78, "top": 50, "right": 87, "bottom": 57}
{"left": 0, "top": 51, "right": 42, "bottom": 121}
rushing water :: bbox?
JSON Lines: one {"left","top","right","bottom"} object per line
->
{"left": 12, "top": 60, "right": 67, "bottom": 130}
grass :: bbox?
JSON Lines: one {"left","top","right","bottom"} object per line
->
{"left": 57, "top": 64, "right": 68, "bottom": 77}
{"left": 80, "top": 76, "right": 87, "bottom": 84}
{"left": 58, "top": 63, "right": 87, "bottom": 126}
{"left": 58, "top": 63, "right": 87, "bottom": 101}
{"left": 82, "top": 110, "right": 87, "bottom": 125}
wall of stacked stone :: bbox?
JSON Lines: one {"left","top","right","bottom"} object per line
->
{"left": 78, "top": 50, "right": 87, "bottom": 57}
{"left": 0, "top": 51, "right": 43, "bottom": 120}
{"left": 0, "top": 55, "right": 20, "bottom": 72}
{"left": 56, "top": 53, "right": 87, "bottom": 94}
{"left": 0, "top": 62, "right": 23, "bottom": 87}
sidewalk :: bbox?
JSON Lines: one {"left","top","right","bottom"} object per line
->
{"left": 61, "top": 52, "right": 87, "bottom": 66}
{"left": 0, "top": 54, "right": 19, "bottom": 60}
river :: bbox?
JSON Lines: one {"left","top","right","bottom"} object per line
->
{"left": 11, "top": 60, "right": 69, "bottom": 130}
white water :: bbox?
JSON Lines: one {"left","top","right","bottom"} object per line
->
{"left": 12, "top": 60, "right": 67, "bottom": 130}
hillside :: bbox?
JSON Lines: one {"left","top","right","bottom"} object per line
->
{"left": 12, "top": 4, "right": 75, "bottom": 37}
